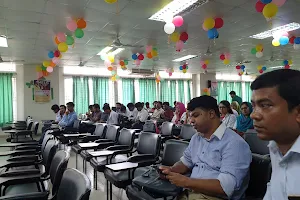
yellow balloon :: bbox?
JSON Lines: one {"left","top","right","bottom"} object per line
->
{"left": 205, "top": 60, "right": 210, "bottom": 65}
{"left": 203, "top": 18, "right": 215, "bottom": 30}
{"left": 152, "top": 50, "right": 158, "bottom": 57}
{"left": 58, "top": 42, "right": 68, "bottom": 52}
{"left": 105, "top": 0, "right": 117, "bottom": 3}
{"left": 170, "top": 32, "right": 180, "bottom": 43}
{"left": 43, "top": 61, "right": 50, "bottom": 67}
{"left": 182, "top": 69, "right": 187, "bottom": 73}
{"left": 223, "top": 59, "right": 230, "bottom": 65}
{"left": 257, "top": 65, "right": 262, "bottom": 70}
{"left": 111, "top": 76, "right": 116, "bottom": 81}
{"left": 256, "top": 44, "right": 263, "bottom": 52}
{"left": 36, "top": 66, "right": 42, "bottom": 72}
{"left": 288, "top": 60, "right": 293, "bottom": 65}
{"left": 263, "top": 3, "right": 278, "bottom": 18}
{"left": 272, "top": 39, "right": 280, "bottom": 47}
{"left": 108, "top": 55, "right": 115, "bottom": 63}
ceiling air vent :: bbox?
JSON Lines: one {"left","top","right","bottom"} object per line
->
{"left": 130, "top": 69, "right": 154, "bottom": 76}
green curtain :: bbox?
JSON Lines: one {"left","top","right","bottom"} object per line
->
{"left": 186, "top": 80, "right": 191, "bottom": 103}
{"left": 93, "top": 77, "right": 109, "bottom": 108}
{"left": 177, "top": 80, "right": 185, "bottom": 103}
{"left": 160, "top": 80, "right": 176, "bottom": 104}
{"left": 0, "top": 73, "right": 13, "bottom": 127}
{"left": 244, "top": 82, "right": 252, "bottom": 102}
{"left": 122, "top": 78, "right": 135, "bottom": 105}
{"left": 217, "top": 81, "right": 242, "bottom": 103}
{"left": 139, "top": 79, "right": 157, "bottom": 104}
{"left": 73, "top": 76, "right": 90, "bottom": 114}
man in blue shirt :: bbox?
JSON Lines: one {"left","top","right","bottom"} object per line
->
{"left": 160, "top": 96, "right": 251, "bottom": 200}
{"left": 250, "top": 69, "right": 300, "bottom": 200}
{"left": 58, "top": 102, "right": 77, "bottom": 128}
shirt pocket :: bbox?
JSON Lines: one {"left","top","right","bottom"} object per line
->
{"left": 207, "top": 149, "right": 222, "bottom": 170}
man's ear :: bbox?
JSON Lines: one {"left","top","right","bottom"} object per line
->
{"left": 294, "top": 105, "right": 300, "bottom": 124}
{"left": 209, "top": 110, "right": 215, "bottom": 119}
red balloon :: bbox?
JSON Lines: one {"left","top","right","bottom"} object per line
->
{"left": 138, "top": 54, "right": 144, "bottom": 60}
{"left": 214, "top": 18, "right": 224, "bottom": 29}
{"left": 236, "top": 65, "right": 241, "bottom": 69}
{"left": 289, "top": 36, "right": 296, "bottom": 44}
{"left": 259, "top": 69, "right": 264, "bottom": 73}
{"left": 284, "top": 65, "right": 290, "bottom": 69}
{"left": 202, "top": 64, "right": 207, "bottom": 69}
{"left": 182, "top": 65, "right": 186, "bottom": 69}
{"left": 220, "top": 54, "right": 225, "bottom": 60}
{"left": 180, "top": 32, "right": 189, "bottom": 41}
{"left": 54, "top": 50, "right": 60, "bottom": 57}
{"left": 255, "top": 1, "right": 265, "bottom": 13}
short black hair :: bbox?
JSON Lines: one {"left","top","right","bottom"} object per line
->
{"left": 66, "top": 102, "right": 74, "bottom": 107}
{"left": 219, "top": 100, "right": 233, "bottom": 114}
{"left": 145, "top": 102, "right": 150, "bottom": 106}
{"left": 135, "top": 102, "right": 143, "bottom": 108}
{"left": 163, "top": 102, "right": 170, "bottom": 106}
{"left": 156, "top": 101, "right": 162, "bottom": 106}
{"left": 51, "top": 104, "right": 59, "bottom": 111}
{"left": 229, "top": 91, "right": 236, "bottom": 95}
{"left": 120, "top": 105, "right": 127, "bottom": 112}
{"left": 89, "top": 105, "right": 93, "bottom": 110}
{"left": 251, "top": 69, "right": 300, "bottom": 110}
{"left": 116, "top": 102, "right": 122, "bottom": 106}
{"left": 188, "top": 95, "right": 220, "bottom": 117}
{"left": 103, "top": 105, "right": 111, "bottom": 111}
{"left": 59, "top": 105, "right": 66, "bottom": 109}
{"left": 93, "top": 104, "right": 100, "bottom": 109}
{"left": 127, "top": 103, "right": 134, "bottom": 108}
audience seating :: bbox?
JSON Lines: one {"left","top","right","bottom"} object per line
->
{"left": 177, "top": 124, "right": 196, "bottom": 141}
{"left": 142, "top": 121, "right": 156, "bottom": 133}
{"left": 244, "top": 132, "right": 269, "bottom": 155}
{"left": 160, "top": 122, "right": 174, "bottom": 143}
{"left": 4, "top": 122, "right": 39, "bottom": 143}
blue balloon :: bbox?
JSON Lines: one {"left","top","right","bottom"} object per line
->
{"left": 48, "top": 51, "right": 54, "bottom": 58}
{"left": 179, "top": 66, "right": 183, "bottom": 70}
{"left": 241, "top": 65, "right": 245, "bottom": 70}
{"left": 262, "top": 66, "right": 267, "bottom": 71}
{"left": 207, "top": 28, "right": 219, "bottom": 39}
{"left": 260, "top": 0, "right": 272, "bottom": 3}
{"left": 294, "top": 37, "right": 300, "bottom": 44}
{"left": 279, "top": 36, "right": 289, "bottom": 46}
{"left": 283, "top": 60, "right": 288, "bottom": 65}
{"left": 132, "top": 54, "right": 137, "bottom": 60}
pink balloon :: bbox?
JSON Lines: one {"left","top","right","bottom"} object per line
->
{"left": 37, "top": 72, "right": 43, "bottom": 79}
{"left": 172, "top": 16, "right": 184, "bottom": 27}
{"left": 272, "top": 0, "right": 286, "bottom": 7}
{"left": 104, "top": 60, "right": 111, "bottom": 67}
{"left": 57, "top": 32, "right": 66, "bottom": 42}
{"left": 47, "top": 67, "right": 53, "bottom": 73}
{"left": 225, "top": 53, "right": 231, "bottom": 59}
{"left": 169, "top": 72, "right": 172, "bottom": 76}
{"left": 66, "top": 20, "right": 77, "bottom": 32}
{"left": 202, "top": 23, "right": 208, "bottom": 31}
{"left": 135, "top": 59, "right": 141, "bottom": 66}
{"left": 52, "top": 57, "right": 60, "bottom": 64}
{"left": 146, "top": 45, "right": 152, "bottom": 53}
{"left": 176, "top": 40, "right": 184, "bottom": 50}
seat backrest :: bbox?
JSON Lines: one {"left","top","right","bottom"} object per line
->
{"left": 42, "top": 140, "right": 58, "bottom": 175}
{"left": 26, "top": 120, "right": 33, "bottom": 130}
{"left": 49, "top": 150, "right": 70, "bottom": 196}
{"left": 142, "top": 120, "right": 156, "bottom": 133}
{"left": 246, "top": 154, "right": 272, "bottom": 198}
{"left": 104, "top": 125, "right": 120, "bottom": 142}
{"left": 32, "top": 122, "right": 39, "bottom": 135}
{"left": 160, "top": 122, "right": 174, "bottom": 136}
{"left": 179, "top": 124, "right": 196, "bottom": 141}
{"left": 41, "top": 131, "right": 53, "bottom": 151}
{"left": 162, "top": 140, "right": 189, "bottom": 166}
{"left": 244, "top": 133, "right": 269, "bottom": 155}
{"left": 56, "top": 168, "right": 91, "bottom": 200}
{"left": 73, "top": 120, "right": 81, "bottom": 129}
{"left": 94, "top": 123, "right": 107, "bottom": 138}
{"left": 137, "top": 132, "right": 161, "bottom": 156}
{"left": 117, "top": 128, "right": 136, "bottom": 147}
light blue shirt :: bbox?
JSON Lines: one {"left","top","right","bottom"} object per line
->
{"left": 181, "top": 123, "right": 252, "bottom": 199}
{"left": 264, "top": 136, "right": 300, "bottom": 200}
{"left": 58, "top": 111, "right": 77, "bottom": 127}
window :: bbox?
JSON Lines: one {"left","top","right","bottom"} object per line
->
{"left": 0, "top": 73, "right": 13, "bottom": 126}
{"left": 217, "top": 81, "right": 252, "bottom": 103}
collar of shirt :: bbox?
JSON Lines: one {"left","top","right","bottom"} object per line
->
{"left": 268, "top": 135, "right": 300, "bottom": 159}
{"left": 199, "top": 123, "right": 226, "bottom": 141}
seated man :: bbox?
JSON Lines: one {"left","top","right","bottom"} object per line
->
{"left": 90, "top": 104, "right": 102, "bottom": 123}
{"left": 86, "top": 105, "right": 94, "bottom": 119}
{"left": 162, "top": 102, "right": 174, "bottom": 122}
{"left": 132, "top": 102, "right": 149, "bottom": 129}
{"left": 116, "top": 102, "right": 123, "bottom": 113}
{"left": 127, "top": 103, "right": 138, "bottom": 120}
{"left": 103, "top": 105, "right": 119, "bottom": 125}
{"left": 99, "top": 103, "right": 110, "bottom": 123}
{"left": 151, "top": 101, "right": 164, "bottom": 121}
{"left": 58, "top": 102, "right": 77, "bottom": 128}
{"left": 160, "top": 96, "right": 252, "bottom": 200}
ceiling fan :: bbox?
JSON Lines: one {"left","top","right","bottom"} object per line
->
{"left": 0, "top": 55, "right": 24, "bottom": 63}
{"left": 111, "top": 36, "right": 144, "bottom": 48}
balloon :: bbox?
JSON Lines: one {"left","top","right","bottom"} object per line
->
{"left": 104, "top": 60, "right": 111, "bottom": 67}
{"left": 279, "top": 36, "right": 289, "bottom": 45}
{"left": 54, "top": 36, "right": 60, "bottom": 45}
{"left": 100, "top": 54, "right": 107, "bottom": 61}
{"left": 256, "top": 1, "right": 266, "bottom": 13}
{"left": 77, "top": 18, "right": 87, "bottom": 29}
{"left": 256, "top": 44, "right": 263, "bottom": 52}
{"left": 294, "top": 37, "right": 300, "bottom": 44}
{"left": 132, "top": 54, "right": 138, "bottom": 60}
{"left": 54, "top": 50, "right": 60, "bottom": 57}
{"left": 75, "top": 28, "right": 84, "bottom": 38}
{"left": 180, "top": 32, "right": 188, "bottom": 41}
{"left": 214, "top": 18, "right": 224, "bottom": 29}
{"left": 111, "top": 71, "right": 117, "bottom": 76}
{"left": 272, "top": 39, "right": 280, "bottom": 47}
{"left": 67, "top": 20, "right": 77, "bottom": 32}
{"left": 138, "top": 54, "right": 144, "bottom": 60}
{"left": 224, "top": 53, "right": 231, "bottom": 59}
{"left": 105, "top": 0, "right": 117, "bottom": 3}
{"left": 223, "top": 59, "right": 230, "bottom": 65}
{"left": 202, "top": 64, "right": 207, "bottom": 69}
{"left": 220, "top": 54, "right": 225, "bottom": 60}
{"left": 207, "top": 28, "right": 218, "bottom": 39}
{"left": 288, "top": 60, "right": 293, "bottom": 65}
{"left": 135, "top": 59, "right": 141, "bottom": 66}
{"left": 42, "top": 71, "right": 49, "bottom": 77}
{"left": 172, "top": 16, "right": 184, "bottom": 27}
{"left": 283, "top": 60, "right": 289, "bottom": 65}
{"left": 41, "top": 65, "right": 47, "bottom": 71}
{"left": 176, "top": 40, "right": 184, "bottom": 51}
{"left": 152, "top": 50, "right": 158, "bottom": 57}
{"left": 124, "top": 60, "right": 129, "bottom": 65}
{"left": 108, "top": 54, "right": 114, "bottom": 63}
{"left": 257, "top": 65, "right": 262, "bottom": 70}
{"left": 236, "top": 65, "right": 241, "bottom": 69}
{"left": 146, "top": 45, "right": 152, "bottom": 53}
{"left": 57, "top": 32, "right": 66, "bottom": 42}
{"left": 169, "top": 72, "right": 172, "bottom": 76}
{"left": 284, "top": 65, "right": 290, "bottom": 69}
{"left": 50, "top": 62, "right": 56, "bottom": 67}
{"left": 107, "top": 66, "right": 113, "bottom": 71}
{"left": 182, "top": 65, "right": 186, "bottom": 69}
{"left": 48, "top": 51, "right": 54, "bottom": 58}
{"left": 289, "top": 36, "right": 296, "bottom": 44}
{"left": 58, "top": 42, "right": 68, "bottom": 52}
{"left": 256, "top": 52, "right": 264, "bottom": 58}
{"left": 263, "top": 3, "right": 278, "bottom": 18}
{"left": 43, "top": 60, "right": 50, "bottom": 67}
{"left": 272, "top": 0, "right": 286, "bottom": 7}
{"left": 238, "top": 72, "right": 242, "bottom": 76}
{"left": 36, "top": 66, "right": 42, "bottom": 72}
{"left": 52, "top": 57, "right": 60, "bottom": 64}
{"left": 66, "top": 35, "right": 74, "bottom": 45}
{"left": 202, "top": 23, "right": 208, "bottom": 31}
{"left": 251, "top": 48, "right": 257, "bottom": 55}
{"left": 262, "top": 66, "right": 267, "bottom": 71}
{"left": 120, "top": 61, "right": 125, "bottom": 66}
{"left": 260, "top": 0, "right": 272, "bottom": 3}
{"left": 170, "top": 32, "right": 180, "bottom": 42}
{"left": 203, "top": 18, "right": 215, "bottom": 30}
{"left": 179, "top": 66, "right": 183, "bottom": 70}
{"left": 182, "top": 69, "right": 187, "bottom": 73}
{"left": 147, "top": 52, "right": 153, "bottom": 59}
{"left": 46, "top": 67, "right": 53, "bottom": 73}
{"left": 164, "top": 23, "right": 175, "bottom": 34}
{"left": 205, "top": 60, "right": 210, "bottom": 65}
{"left": 259, "top": 69, "right": 264, "bottom": 74}
{"left": 241, "top": 65, "right": 246, "bottom": 70}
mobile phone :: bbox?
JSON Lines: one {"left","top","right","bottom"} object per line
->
{"left": 288, "top": 197, "right": 300, "bottom": 200}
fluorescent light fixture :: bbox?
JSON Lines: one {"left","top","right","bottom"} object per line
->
{"left": 149, "top": 0, "right": 208, "bottom": 22}
{"left": 0, "top": 36, "right": 8, "bottom": 47}
{"left": 97, "top": 46, "right": 113, "bottom": 55}
{"left": 250, "top": 22, "right": 300, "bottom": 39}
{"left": 173, "top": 55, "right": 197, "bottom": 62}
{"left": 270, "top": 66, "right": 284, "bottom": 69}
{"left": 111, "top": 48, "right": 125, "bottom": 55}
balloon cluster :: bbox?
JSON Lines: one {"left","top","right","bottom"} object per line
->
{"left": 179, "top": 63, "right": 188, "bottom": 73}
{"left": 104, "top": 0, "right": 117, "bottom": 3}
{"left": 132, "top": 53, "right": 144, "bottom": 66}
{"left": 36, "top": 65, "right": 51, "bottom": 79}
{"left": 66, "top": 18, "right": 86, "bottom": 38}
{"left": 155, "top": 73, "right": 161, "bottom": 83}
{"left": 164, "top": 15, "right": 184, "bottom": 35}
{"left": 166, "top": 68, "right": 174, "bottom": 77}
{"left": 170, "top": 31, "right": 189, "bottom": 52}
{"left": 282, "top": 59, "right": 292, "bottom": 69}
{"left": 108, "top": 66, "right": 119, "bottom": 82}
{"left": 257, "top": 65, "right": 267, "bottom": 74}
{"left": 200, "top": 60, "right": 210, "bottom": 70}
{"left": 255, "top": 0, "right": 286, "bottom": 20}
{"left": 235, "top": 65, "right": 246, "bottom": 76}
{"left": 251, "top": 44, "right": 264, "bottom": 58}
{"left": 145, "top": 46, "right": 158, "bottom": 59}
{"left": 119, "top": 60, "right": 128, "bottom": 70}
{"left": 272, "top": 31, "right": 289, "bottom": 47}
{"left": 202, "top": 17, "right": 224, "bottom": 39}
{"left": 202, "top": 88, "right": 210, "bottom": 96}
{"left": 219, "top": 53, "right": 231, "bottom": 65}
{"left": 288, "top": 36, "right": 300, "bottom": 50}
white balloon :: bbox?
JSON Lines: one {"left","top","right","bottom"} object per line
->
{"left": 164, "top": 23, "right": 175, "bottom": 34}
{"left": 256, "top": 52, "right": 263, "bottom": 58}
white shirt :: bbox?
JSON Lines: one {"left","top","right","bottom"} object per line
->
{"left": 136, "top": 109, "right": 149, "bottom": 123}
{"left": 128, "top": 108, "right": 138, "bottom": 120}
{"left": 222, "top": 114, "right": 236, "bottom": 128}
{"left": 264, "top": 136, "right": 300, "bottom": 200}
{"left": 151, "top": 108, "right": 164, "bottom": 120}
{"left": 106, "top": 110, "right": 119, "bottom": 125}
{"left": 55, "top": 112, "right": 62, "bottom": 122}
{"left": 232, "top": 109, "right": 239, "bottom": 117}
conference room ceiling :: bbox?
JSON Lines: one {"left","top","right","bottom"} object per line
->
{"left": 0, "top": 0, "right": 300, "bottom": 74}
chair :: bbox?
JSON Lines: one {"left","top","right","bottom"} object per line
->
{"left": 142, "top": 121, "right": 156, "bottom": 133}
{"left": 5, "top": 122, "right": 39, "bottom": 143}
{"left": 160, "top": 122, "right": 174, "bottom": 142}
{"left": 178, "top": 124, "right": 196, "bottom": 141}
{"left": 244, "top": 133, "right": 269, "bottom": 155}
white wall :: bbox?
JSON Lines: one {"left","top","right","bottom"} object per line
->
{"left": 200, "top": 73, "right": 216, "bottom": 95}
